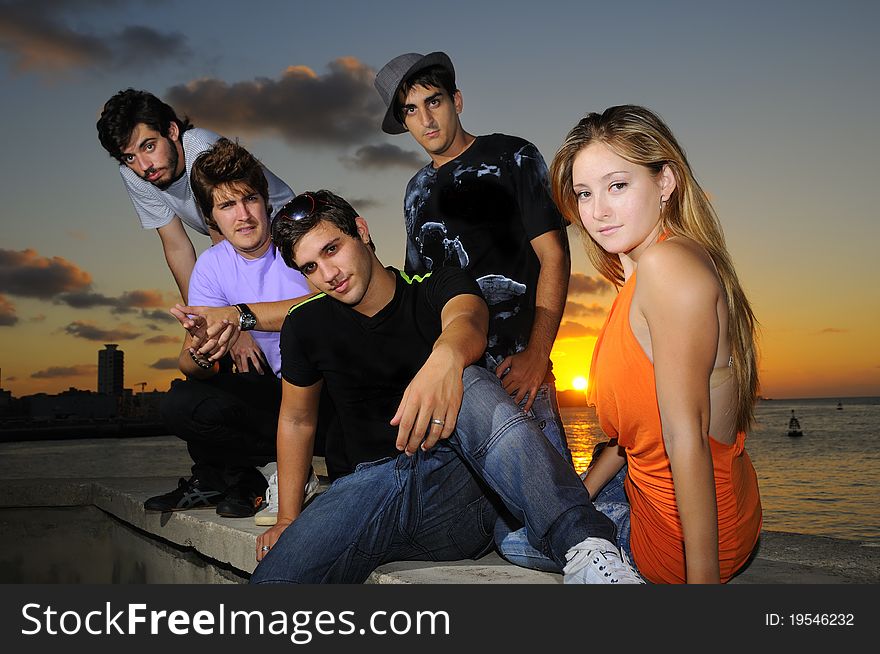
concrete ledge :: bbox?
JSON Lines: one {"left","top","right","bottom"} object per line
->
{"left": 2, "top": 476, "right": 878, "bottom": 584}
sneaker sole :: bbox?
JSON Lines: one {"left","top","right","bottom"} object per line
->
{"left": 254, "top": 513, "right": 278, "bottom": 526}
{"left": 144, "top": 504, "right": 220, "bottom": 513}
{"left": 252, "top": 483, "right": 322, "bottom": 526}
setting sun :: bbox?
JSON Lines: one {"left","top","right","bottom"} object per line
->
{"left": 572, "top": 376, "right": 588, "bottom": 391}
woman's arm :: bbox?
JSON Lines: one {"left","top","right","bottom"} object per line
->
{"left": 637, "top": 241, "right": 722, "bottom": 583}
{"left": 582, "top": 440, "right": 626, "bottom": 501}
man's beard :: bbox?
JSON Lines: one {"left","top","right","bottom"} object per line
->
{"left": 147, "top": 138, "right": 182, "bottom": 190}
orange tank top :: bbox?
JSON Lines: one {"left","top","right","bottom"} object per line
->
{"left": 588, "top": 270, "right": 762, "bottom": 583}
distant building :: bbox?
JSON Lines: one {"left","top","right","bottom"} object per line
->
{"left": 0, "top": 388, "right": 12, "bottom": 417}
{"left": 28, "top": 388, "right": 118, "bottom": 420}
{"left": 130, "top": 389, "right": 166, "bottom": 421}
{"left": 98, "top": 344, "right": 124, "bottom": 395}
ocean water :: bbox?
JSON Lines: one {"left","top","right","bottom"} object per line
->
{"left": 561, "top": 396, "right": 880, "bottom": 545}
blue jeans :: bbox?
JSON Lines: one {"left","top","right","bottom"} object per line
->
{"left": 521, "top": 381, "right": 572, "bottom": 465}
{"left": 493, "top": 379, "right": 574, "bottom": 564}
{"left": 250, "top": 366, "right": 615, "bottom": 584}
{"left": 495, "top": 464, "right": 634, "bottom": 573}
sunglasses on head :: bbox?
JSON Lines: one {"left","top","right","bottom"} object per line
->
{"left": 276, "top": 192, "right": 324, "bottom": 223}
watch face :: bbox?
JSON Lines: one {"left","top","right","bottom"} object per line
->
{"left": 240, "top": 312, "right": 257, "bottom": 331}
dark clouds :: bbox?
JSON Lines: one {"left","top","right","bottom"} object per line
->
{"left": 149, "top": 357, "right": 179, "bottom": 370}
{"left": 556, "top": 321, "right": 600, "bottom": 340}
{"left": 56, "top": 288, "right": 171, "bottom": 314}
{"left": 141, "top": 309, "right": 176, "bottom": 323}
{"left": 0, "top": 0, "right": 190, "bottom": 75}
{"left": 0, "top": 248, "right": 92, "bottom": 298}
{"left": 63, "top": 321, "right": 141, "bottom": 341}
{"left": 820, "top": 328, "right": 847, "bottom": 334}
{"left": 165, "top": 57, "right": 385, "bottom": 146}
{"left": 564, "top": 301, "right": 607, "bottom": 319}
{"left": 0, "top": 294, "right": 17, "bottom": 326}
{"left": 31, "top": 364, "right": 97, "bottom": 379}
{"left": 341, "top": 144, "right": 425, "bottom": 170}
{"left": 144, "top": 335, "right": 178, "bottom": 345}
{"left": 568, "top": 273, "right": 612, "bottom": 296}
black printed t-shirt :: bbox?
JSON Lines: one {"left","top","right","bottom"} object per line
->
{"left": 280, "top": 267, "right": 482, "bottom": 477}
{"left": 403, "top": 133, "right": 565, "bottom": 372}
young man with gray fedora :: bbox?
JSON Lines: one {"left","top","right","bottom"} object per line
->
{"left": 374, "top": 53, "right": 573, "bottom": 567}
{"left": 374, "top": 52, "right": 570, "bottom": 450}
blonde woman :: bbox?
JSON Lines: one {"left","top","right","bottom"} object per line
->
{"left": 549, "top": 105, "right": 761, "bottom": 583}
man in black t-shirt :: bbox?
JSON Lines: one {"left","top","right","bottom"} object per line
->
{"left": 248, "top": 190, "right": 642, "bottom": 585}
{"left": 374, "top": 52, "right": 571, "bottom": 466}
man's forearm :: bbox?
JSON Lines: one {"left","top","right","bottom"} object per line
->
{"left": 435, "top": 296, "right": 489, "bottom": 370}
{"left": 275, "top": 382, "right": 322, "bottom": 523}
{"left": 433, "top": 316, "right": 486, "bottom": 370}
{"left": 528, "top": 242, "right": 569, "bottom": 359}
{"left": 157, "top": 219, "right": 197, "bottom": 303}
{"left": 249, "top": 295, "right": 315, "bottom": 331}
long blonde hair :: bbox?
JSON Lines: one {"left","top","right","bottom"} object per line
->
{"left": 550, "top": 105, "right": 759, "bottom": 432}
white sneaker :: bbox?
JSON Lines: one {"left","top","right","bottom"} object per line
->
{"left": 563, "top": 537, "right": 645, "bottom": 584}
{"left": 254, "top": 468, "right": 320, "bottom": 526}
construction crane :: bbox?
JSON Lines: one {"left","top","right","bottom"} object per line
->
{"left": 135, "top": 382, "right": 147, "bottom": 393}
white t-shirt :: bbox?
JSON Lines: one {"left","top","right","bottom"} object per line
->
{"left": 188, "top": 240, "right": 311, "bottom": 377}
{"left": 119, "top": 128, "right": 294, "bottom": 235}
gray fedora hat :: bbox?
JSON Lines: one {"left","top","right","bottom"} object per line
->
{"left": 374, "top": 51, "right": 455, "bottom": 135}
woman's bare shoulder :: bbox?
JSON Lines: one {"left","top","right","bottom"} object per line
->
{"left": 637, "top": 237, "right": 719, "bottom": 303}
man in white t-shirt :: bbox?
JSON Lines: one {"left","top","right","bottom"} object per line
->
{"left": 96, "top": 89, "right": 295, "bottom": 303}
{"left": 145, "top": 138, "right": 316, "bottom": 518}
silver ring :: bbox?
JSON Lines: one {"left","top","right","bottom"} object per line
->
{"left": 260, "top": 545, "right": 271, "bottom": 552}
{"left": 430, "top": 418, "right": 445, "bottom": 426}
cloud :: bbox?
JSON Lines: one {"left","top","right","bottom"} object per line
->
{"left": 0, "top": 294, "right": 18, "bottom": 326}
{"left": 341, "top": 144, "right": 425, "bottom": 170}
{"left": 568, "top": 273, "right": 612, "bottom": 296}
{"left": 819, "top": 328, "right": 847, "bottom": 334}
{"left": 144, "top": 335, "right": 179, "bottom": 345}
{"left": 56, "top": 291, "right": 118, "bottom": 309}
{"left": 149, "top": 357, "right": 179, "bottom": 370}
{"left": 0, "top": 248, "right": 92, "bottom": 298}
{"left": 141, "top": 309, "right": 176, "bottom": 323}
{"left": 0, "top": 0, "right": 190, "bottom": 75}
{"left": 31, "top": 364, "right": 97, "bottom": 379}
{"left": 564, "top": 301, "right": 606, "bottom": 319}
{"left": 63, "top": 321, "right": 141, "bottom": 341}
{"left": 556, "top": 320, "right": 600, "bottom": 340}
{"left": 56, "top": 288, "right": 172, "bottom": 314}
{"left": 165, "top": 57, "right": 386, "bottom": 145}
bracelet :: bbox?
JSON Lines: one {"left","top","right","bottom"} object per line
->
{"left": 189, "top": 350, "right": 213, "bottom": 369}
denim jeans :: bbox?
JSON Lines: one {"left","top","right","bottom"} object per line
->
{"left": 494, "top": 464, "right": 634, "bottom": 573}
{"left": 250, "top": 366, "right": 615, "bottom": 584}
{"left": 493, "top": 379, "right": 574, "bottom": 564}
{"left": 521, "top": 381, "right": 572, "bottom": 465}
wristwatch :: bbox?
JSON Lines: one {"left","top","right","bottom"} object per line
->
{"left": 235, "top": 303, "right": 257, "bottom": 331}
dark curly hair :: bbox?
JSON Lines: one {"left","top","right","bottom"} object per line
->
{"left": 96, "top": 89, "right": 193, "bottom": 163}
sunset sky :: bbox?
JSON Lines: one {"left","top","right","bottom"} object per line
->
{"left": 1, "top": 0, "right": 877, "bottom": 400}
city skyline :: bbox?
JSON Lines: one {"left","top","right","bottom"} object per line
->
{"left": 1, "top": 0, "right": 878, "bottom": 399}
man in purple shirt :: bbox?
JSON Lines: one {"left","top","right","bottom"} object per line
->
{"left": 145, "top": 139, "right": 313, "bottom": 518}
